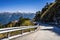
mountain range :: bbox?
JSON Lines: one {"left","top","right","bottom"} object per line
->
{"left": 0, "top": 12, "right": 35, "bottom": 24}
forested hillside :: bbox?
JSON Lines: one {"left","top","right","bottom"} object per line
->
{"left": 34, "top": 0, "right": 60, "bottom": 26}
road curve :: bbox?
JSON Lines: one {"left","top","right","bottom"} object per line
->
{"left": 11, "top": 26, "right": 60, "bottom": 40}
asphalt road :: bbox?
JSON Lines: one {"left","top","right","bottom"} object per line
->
{"left": 11, "top": 26, "right": 60, "bottom": 40}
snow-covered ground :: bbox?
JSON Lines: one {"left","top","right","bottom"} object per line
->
{"left": 11, "top": 26, "right": 60, "bottom": 40}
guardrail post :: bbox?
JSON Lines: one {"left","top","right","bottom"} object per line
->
{"left": 7, "top": 32, "right": 10, "bottom": 40}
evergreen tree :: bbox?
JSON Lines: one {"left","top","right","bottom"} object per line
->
{"left": 34, "top": 11, "right": 41, "bottom": 22}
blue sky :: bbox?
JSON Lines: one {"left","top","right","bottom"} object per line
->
{"left": 0, "top": 0, "right": 55, "bottom": 13}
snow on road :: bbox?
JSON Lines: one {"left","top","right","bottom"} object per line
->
{"left": 11, "top": 26, "right": 60, "bottom": 40}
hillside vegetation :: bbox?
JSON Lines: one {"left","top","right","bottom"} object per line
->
{"left": 34, "top": 1, "right": 60, "bottom": 26}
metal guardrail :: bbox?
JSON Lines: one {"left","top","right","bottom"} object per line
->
{"left": 0, "top": 26, "right": 38, "bottom": 33}
{"left": 0, "top": 26, "right": 38, "bottom": 40}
